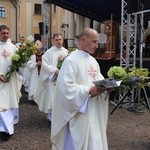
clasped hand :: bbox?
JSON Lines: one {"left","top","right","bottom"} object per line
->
{"left": 89, "top": 86, "right": 116, "bottom": 98}
{"left": 36, "top": 61, "right": 42, "bottom": 66}
{"left": 89, "top": 86, "right": 106, "bottom": 98}
{"left": 0, "top": 74, "right": 7, "bottom": 82}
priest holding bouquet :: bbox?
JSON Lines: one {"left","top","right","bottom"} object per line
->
{"left": 51, "top": 28, "right": 109, "bottom": 150}
{"left": 34, "top": 33, "right": 68, "bottom": 121}
{"left": 0, "top": 25, "right": 23, "bottom": 141}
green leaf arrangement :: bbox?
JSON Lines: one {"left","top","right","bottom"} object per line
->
{"left": 107, "top": 66, "right": 150, "bottom": 89}
{"left": 5, "top": 42, "right": 36, "bottom": 82}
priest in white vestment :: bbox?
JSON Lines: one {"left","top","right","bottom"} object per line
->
{"left": 34, "top": 33, "right": 68, "bottom": 121}
{"left": 0, "top": 25, "right": 22, "bottom": 141}
{"left": 51, "top": 28, "right": 109, "bottom": 150}
{"left": 27, "top": 40, "right": 43, "bottom": 101}
{"left": 27, "top": 54, "right": 41, "bottom": 100}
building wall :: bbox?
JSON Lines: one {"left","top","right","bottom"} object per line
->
{"left": 17, "top": 0, "right": 43, "bottom": 42}
{"left": 17, "top": 0, "right": 27, "bottom": 41}
{"left": 0, "top": 1, "right": 103, "bottom": 48}
{"left": 32, "top": 0, "right": 43, "bottom": 37}
{"left": 51, "top": 5, "right": 65, "bottom": 36}
{"left": 50, "top": 4, "right": 92, "bottom": 48}
{"left": 0, "top": 0, "right": 43, "bottom": 43}
{"left": 0, "top": 0, "right": 16, "bottom": 42}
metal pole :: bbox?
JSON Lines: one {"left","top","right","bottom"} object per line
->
{"left": 133, "top": 9, "right": 150, "bottom": 15}
{"left": 140, "top": 12, "right": 144, "bottom": 68}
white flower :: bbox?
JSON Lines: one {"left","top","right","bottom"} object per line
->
{"left": 27, "top": 35, "right": 34, "bottom": 43}
{"left": 35, "top": 40, "right": 43, "bottom": 49}
{"left": 147, "top": 82, "right": 150, "bottom": 87}
{"left": 22, "top": 43, "right": 26, "bottom": 46}
{"left": 12, "top": 53, "right": 20, "bottom": 62}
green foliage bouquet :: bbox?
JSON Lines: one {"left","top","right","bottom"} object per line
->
{"left": 57, "top": 56, "right": 67, "bottom": 69}
{"left": 107, "top": 66, "right": 150, "bottom": 89}
{"left": 127, "top": 67, "right": 150, "bottom": 88}
{"left": 51, "top": 55, "right": 68, "bottom": 85}
{"left": 5, "top": 35, "right": 36, "bottom": 82}
{"left": 107, "top": 66, "right": 127, "bottom": 80}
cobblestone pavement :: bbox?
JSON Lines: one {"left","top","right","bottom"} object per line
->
{"left": 0, "top": 88, "right": 150, "bottom": 150}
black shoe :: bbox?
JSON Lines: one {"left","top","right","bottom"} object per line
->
{"left": 0, "top": 132, "right": 11, "bottom": 141}
{"left": 29, "top": 100, "right": 37, "bottom": 105}
{"left": 47, "top": 120, "right": 51, "bottom": 127}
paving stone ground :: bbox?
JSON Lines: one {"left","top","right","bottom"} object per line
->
{"left": 0, "top": 87, "right": 150, "bottom": 150}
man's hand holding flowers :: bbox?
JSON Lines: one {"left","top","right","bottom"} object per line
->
{"left": 5, "top": 35, "right": 36, "bottom": 82}
{"left": 0, "top": 75, "right": 7, "bottom": 82}
{"left": 51, "top": 55, "right": 68, "bottom": 85}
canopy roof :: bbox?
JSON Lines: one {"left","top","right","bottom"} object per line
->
{"left": 45, "top": 0, "right": 121, "bottom": 22}
{"left": 45, "top": 0, "right": 150, "bottom": 25}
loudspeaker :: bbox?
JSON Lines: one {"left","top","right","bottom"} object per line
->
{"left": 63, "top": 39, "right": 68, "bottom": 49}
{"left": 127, "top": 0, "right": 138, "bottom": 14}
{"left": 39, "top": 22, "right": 43, "bottom": 35}
{"left": 39, "top": 22, "right": 48, "bottom": 35}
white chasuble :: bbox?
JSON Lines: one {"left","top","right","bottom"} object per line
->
{"left": 34, "top": 46, "right": 68, "bottom": 113}
{"left": 51, "top": 49, "right": 109, "bottom": 150}
{"left": 27, "top": 54, "right": 39, "bottom": 100}
{"left": 0, "top": 41, "right": 22, "bottom": 110}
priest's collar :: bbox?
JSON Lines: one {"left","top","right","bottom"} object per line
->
{"left": 54, "top": 45, "right": 64, "bottom": 50}
{"left": 0, "top": 41, "right": 8, "bottom": 44}
{"left": 78, "top": 49, "right": 90, "bottom": 56}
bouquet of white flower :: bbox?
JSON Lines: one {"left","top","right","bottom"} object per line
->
{"left": 5, "top": 35, "right": 36, "bottom": 82}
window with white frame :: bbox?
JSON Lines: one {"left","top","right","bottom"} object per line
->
{"left": 0, "top": 7, "right": 6, "bottom": 18}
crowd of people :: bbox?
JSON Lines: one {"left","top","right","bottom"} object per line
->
{"left": 0, "top": 25, "right": 111, "bottom": 150}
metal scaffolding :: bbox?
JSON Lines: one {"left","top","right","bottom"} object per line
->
{"left": 120, "top": 0, "right": 137, "bottom": 68}
{"left": 120, "top": 0, "right": 150, "bottom": 68}
{"left": 118, "top": 0, "right": 150, "bottom": 112}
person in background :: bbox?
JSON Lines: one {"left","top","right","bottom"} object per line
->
{"left": 34, "top": 33, "right": 68, "bottom": 122}
{"left": 0, "top": 25, "right": 22, "bottom": 141}
{"left": 27, "top": 40, "right": 43, "bottom": 102}
{"left": 15, "top": 36, "right": 25, "bottom": 49}
{"left": 51, "top": 28, "right": 109, "bottom": 150}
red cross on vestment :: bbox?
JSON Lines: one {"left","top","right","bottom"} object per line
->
{"left": 88, "top": 66, "right": 97, "bottom": 81}
{"left": 1, "top": 49, "right": 11, "bottom": 59}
